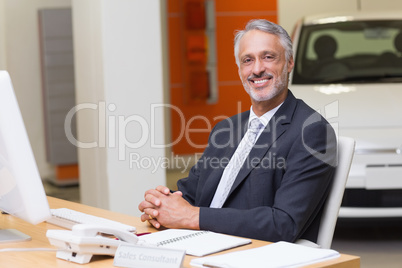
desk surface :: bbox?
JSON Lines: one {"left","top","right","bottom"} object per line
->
{"left": 0, "top": 197, "right": 360, "bottom": 268}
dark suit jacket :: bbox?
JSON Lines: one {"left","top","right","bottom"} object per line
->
{"left": 177, "top": 90, "right": 337, "bottom": 242}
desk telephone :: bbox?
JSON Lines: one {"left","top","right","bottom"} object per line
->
{"left": 46, "top": 224, "right": 139, "bottom": 264}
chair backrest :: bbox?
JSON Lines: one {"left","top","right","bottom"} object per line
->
{"left": 317, "top": 136, "right": 355, "bottom": 249}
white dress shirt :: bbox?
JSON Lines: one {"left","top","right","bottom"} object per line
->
{"left": 210, "top": 103, "right": 283, "bottom": 208}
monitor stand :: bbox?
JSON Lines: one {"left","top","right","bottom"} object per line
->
{"left": 0, "top": 229, "right": 31, "bottom": 243}
{"left": 1, "top": 212, "right": 31, "bottom": 243}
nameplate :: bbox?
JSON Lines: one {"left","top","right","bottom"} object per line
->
{"left": 113, "top": 244, "right": 185, "bottom": 268}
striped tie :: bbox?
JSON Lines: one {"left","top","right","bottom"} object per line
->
{"left": 215, "top": 118, "right": 264, "bottom": 208}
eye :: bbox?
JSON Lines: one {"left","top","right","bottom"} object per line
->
{"left": 241, "top": 57, "right": 253, "bottom": 65}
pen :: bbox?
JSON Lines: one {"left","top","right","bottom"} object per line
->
{"left": 136, "top": 232, "right": 151, "bottom": 236}
{"left": 203, "top": 264, "right": 226, "bottom": 268}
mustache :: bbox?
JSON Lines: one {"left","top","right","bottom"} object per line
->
{"left": 247, "top": 72, "right": 274, "bottom": 81}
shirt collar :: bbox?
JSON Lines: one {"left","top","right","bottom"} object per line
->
{"left": 248, "top": 102, "right": 283, "bottom": 128}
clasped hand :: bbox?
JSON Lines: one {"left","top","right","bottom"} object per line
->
{"left": 138, "top": 185, "right": 200, "bottom": 230}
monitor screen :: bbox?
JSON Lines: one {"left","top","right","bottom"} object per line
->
{"left": 0, "top": 70, "right": 51, "bottom": 242}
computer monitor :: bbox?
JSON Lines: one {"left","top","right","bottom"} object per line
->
{"left": 0, "top": 70, "right": 51, "bottom": 242}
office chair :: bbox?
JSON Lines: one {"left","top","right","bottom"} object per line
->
{"left": 296, "top": 136, "right": 356, "bottom": 249}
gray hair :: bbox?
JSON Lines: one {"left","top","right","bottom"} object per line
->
{"left": 234, "top": 19, "right": 293, "bottom": 67}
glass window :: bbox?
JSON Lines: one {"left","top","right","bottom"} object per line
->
{"left": 292, "top": 20, "right": 402, "bottom": 84}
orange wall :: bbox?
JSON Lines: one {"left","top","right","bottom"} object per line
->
{"left": 168, "top": 0, "right": 278, "bottom": 155}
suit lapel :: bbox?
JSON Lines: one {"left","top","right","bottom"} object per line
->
{"left": 228, "top": 91, "right": 298, "bottom": 198}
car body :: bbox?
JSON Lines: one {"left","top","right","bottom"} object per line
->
{"left": 289, "top": 11, "right": 402, "bottom": 218}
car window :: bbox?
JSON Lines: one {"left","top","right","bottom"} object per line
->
{"left": 292, "top": 20, "right": 402, "bottom": 84}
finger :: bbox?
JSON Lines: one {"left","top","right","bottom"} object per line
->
{"left": 140, "top": 212, "right": 158, "bottom": 223}
{"left": 144, "top": 188, "right": 159, "bottom": 197}
{"left": 148, "top": 219, "right": 161, "bottom": 229}
{"left": 172, "top": 191, "right": 183, "bottom": 197}
{"left": 155, "top": 185, "right": 171, "bottom": 195}
{"left": 138, "top": 202, "right": 145, "bottom": 212}
{"left": 144, "top": 193, "right": 161, "bottom": 206}
{"left": 138, "top": 200, "right": 149, "bottom": 212}
{"left": 140, "top": 213, "right": 150, "bottom": 222}
{"left": 140, "top": 212, "right": 161, "bottom": 229}
{"left": 144, "top": 188, "right": 165, "bottom": 199}
{"left": 138, "top": 200, "right": 156, "bottom": 212}
{"left": 144, "top": 188, "right": 157, "bottom": 198}
{"left": 144, "top": 208, "right": 158, "bottom": 218}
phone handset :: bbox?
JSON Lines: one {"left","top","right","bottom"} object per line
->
{"left": 46, "top": 224, "right": 139, "bottom": 264}
{"left": 72, "top": 224, "right": 139, "bottom": 244}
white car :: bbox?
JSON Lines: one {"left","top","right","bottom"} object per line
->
{"left": 290, "top": 11, "right": 402, "bottom": 218}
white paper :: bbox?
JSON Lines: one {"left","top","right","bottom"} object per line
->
{"left": 190, "top": 241, "right": 340, "bottom": 268}
{"left": 139, "top": 229, "right": 251, "bottom": 257}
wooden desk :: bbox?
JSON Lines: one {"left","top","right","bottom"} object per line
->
{"left": 0, "top": 197, "right": 360, "bottom": 267}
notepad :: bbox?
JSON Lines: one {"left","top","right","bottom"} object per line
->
{"left": 190, "top": 241, "right": 340, "bottom": 268}
{"left": 139, "top": 229, "right": 251, "bottom": 257}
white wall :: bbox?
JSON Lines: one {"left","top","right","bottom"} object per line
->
{"left": 0, "top": 0, "right": 72, "bottom": 179}
{"left": 278, "top": 0, "right": 358, "bottom": 34}
{"left": 70, "top": 0, "right": 109, "bottom": 208}
{"left": 72, "top": 0, "right": 167, "bottom": 215}
{"left": 278, "top": 0, "right": 402, "bottom": 34}
{"left": 0, "top": 0, "right": 6, "bottom": 70}
{"left": 360, "top": 0, "right": 402, "bottom": 11}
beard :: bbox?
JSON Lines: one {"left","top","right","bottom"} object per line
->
{"left": 242, "top": 62, "right": 288, "bottom": 102}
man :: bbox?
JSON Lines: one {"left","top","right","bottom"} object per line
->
{"left": 138, "top": 19, "right": 337, "bottom": 243}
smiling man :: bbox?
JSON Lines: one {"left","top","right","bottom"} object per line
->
{"left": 138, "top": 19, "right": 337, "bottom": 243}
{"left": 236, "top": 26, "right": 292, "bottom": 114}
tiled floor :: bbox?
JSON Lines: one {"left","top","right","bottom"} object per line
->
{"left": 332, "top": 221, "right": 402, "bottom": 268}
{"left": 43, "top": 180, "right": 81, "bottom": 203}
{"left": 44, "top": 175, "right": 402, "bottom": 267}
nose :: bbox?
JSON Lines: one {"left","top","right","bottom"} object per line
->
{"left": 252, "top": 58, "right": 265, "bottom": 76}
